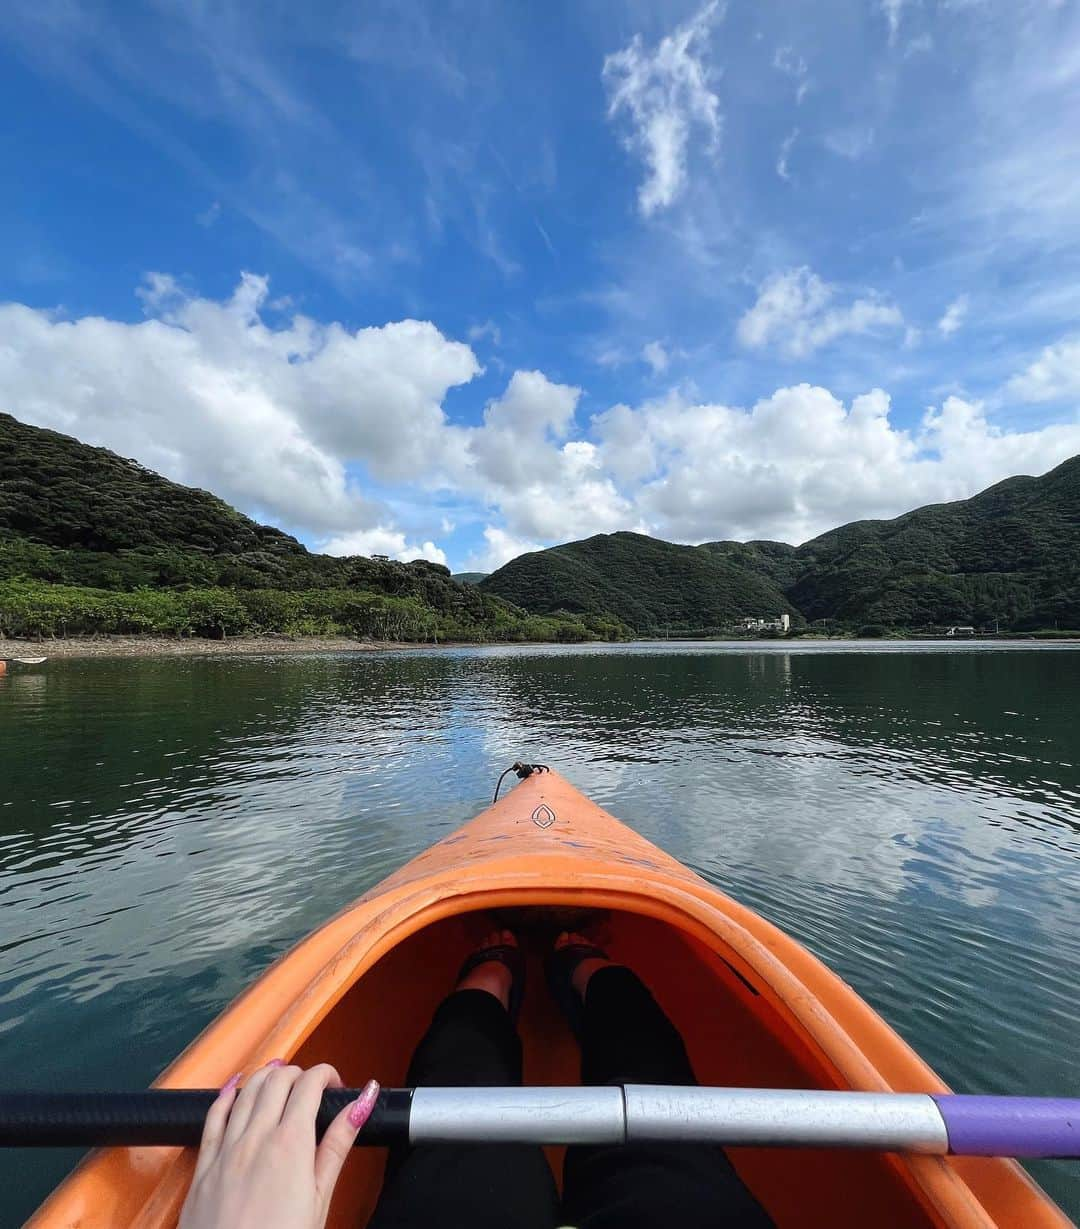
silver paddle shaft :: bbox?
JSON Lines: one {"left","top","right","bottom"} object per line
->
{"left": 410, "top": 1086, "right": 949, "bottom": 1153}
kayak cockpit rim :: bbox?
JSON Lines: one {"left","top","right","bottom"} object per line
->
{"left": 170, "top": 878, "right": 911, "bottom": 1109}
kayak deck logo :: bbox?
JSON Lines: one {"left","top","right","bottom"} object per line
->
{"left": 531, "top": 804, "right": 556, "bottom": 829}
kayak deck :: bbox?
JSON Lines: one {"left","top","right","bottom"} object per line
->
{"left": 29, "top": 769, "right": 1067, "bottom": 1229}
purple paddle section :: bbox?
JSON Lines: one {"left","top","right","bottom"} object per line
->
{"left": 934, "top": 1095, "right": 1080, "bottom": 1158}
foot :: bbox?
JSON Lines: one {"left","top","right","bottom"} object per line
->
{"left": 457, "top": 929, "right": 517, "bottom": 1010}
{"left": 555, "top": 931, "right": 614, "bottom": 1000}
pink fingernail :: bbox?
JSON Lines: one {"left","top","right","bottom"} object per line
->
{"left": 220, "top": 1072, "right": 242, "bottom": 1095}
{"left": 347, "top": 1079, "right": 380, "bottom": 1129}
{"left": 266, "top": 1058, "right": 286, "bottom": 1068}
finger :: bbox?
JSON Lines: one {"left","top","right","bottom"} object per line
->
{"left": 192, "top": 1073, "right": 241, "bottom": 1181}
{"left": 222, "top": 1060, "right": 283, "bottom": 1144}
{"left": 280, "top": 1063, "right": 341, "bottom": 1135}
{"left": 244, "top": 1064, "right": 306, "bottom": 1139}
{"left": 314, "top": 1079, "right": 379, "bottom": 1210}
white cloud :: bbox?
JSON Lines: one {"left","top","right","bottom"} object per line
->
{"left": 823, "top": 126, "right": 875, "bottom": 160}
{"left": 772, "top": 45, "right": 810, "bottom": 104}
{"left": 133, "top": 271, "right": 480, "bottom": 484}
{"left": 460, "top": 374, "right": 631, "bottom": 544}
{"left": 602, "top": 2, "right": 723, "bottom": 216}
{"left": 0, "top": 290, "right": 349, "bottom": 533}
{"left": 938, "top": 294, "right": 969, "bottom": 336}
{"left": 481, "top": 369, "right": 578, "bottom": 438}
{"left": 319, "top": 528, "right": 447, "bottom": 564}
{"left": 881, "top": 0, "right": 908, "bottom": 45}
{"left": 490, "top": 440, "right": 632, "bottom": 542}
{"left": 736, "top": 267, "right": 904, "bottom": 359}
{"left": 196, "top": 200, "right": 221, "bottom": 228}
{"left": 593, "top": 384, "right": 1080, "bottom": 544}
{"left": 288, "top": 319, "right": 479, "bottom": 481}
{"left": 3, "top": 272, "right": 1078, "bottom": 577}
{"left": 465, "top": 527, "right": 546, "bottom": 573}
{"left": 594, "top": 346, "right": 630, "bottom": 369}
{"left": 465, "top": 369, "right": 581, "bottom": 492}
{"left": 1006, "top": 335, "right": 1080, "bottom": 402}
{"left": 642, "top": 340, "right": 670, "bottom": 373}
{"left": 453, "top": 370, "right": 633, "bottom": 543}
{"left": 467, "top": 320, "right": 501, "bottom": 346}
{"left": 534, "top": 219, "right": 556, "bottom": 255}
{"left": 776, "top": 128, "right": 798, "bottom": 181}
{"left": 0, "top": 273, "right": 635, "bottom": 565}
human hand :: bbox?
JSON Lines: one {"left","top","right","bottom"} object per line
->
{"left": 178, "top": 1061, "right": 379, "bottom": 1229}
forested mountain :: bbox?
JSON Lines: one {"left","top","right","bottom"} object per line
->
{"left": 0, "top": 413, "right": 620, "bottom": 642}
{"left": 787, "top": 457, "right": 1080, "bottom": 629}
{"left": 3, "top": 411, "right": 1077, "bottom": 639}
{"left": 1, "top": 411, "right": 447, "bottom": 598}
{"left": 478, "top": 532, "right": 797, "bottom": 633}
{"left": 699, "top": 540, "right": 803, "bottom": 591}
{"left": 482, "top": 457, "right": 1080, "bottom": 633}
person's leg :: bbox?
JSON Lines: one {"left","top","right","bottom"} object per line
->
{"left": 578, "top": 963, "right": 696, "bottom": 1087}
{"left": 367, "top": 931, "right": 559, "bottom": 1229}
{"left": 559, "top": 937, "right": 775, "bottom": 1229}
{"left": 402, "top": 986, "right": 521, "bottom": 1089}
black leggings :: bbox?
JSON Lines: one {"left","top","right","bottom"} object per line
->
{"left": 367, "top": 966, "right": 774, "bottom": 1228}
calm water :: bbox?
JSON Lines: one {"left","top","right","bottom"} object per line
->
{"left": 2, "top": 643, "right": 1079, "bottom": 1224}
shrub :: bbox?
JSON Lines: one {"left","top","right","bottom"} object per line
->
{"left": 0, "top": 579, "right": 621, "bottom": 644}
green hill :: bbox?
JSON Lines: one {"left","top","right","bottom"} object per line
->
{"left": 482, "top": 458, "right": 1080, "bottom": 634}
{"left": 4, "top": 411, "right": 1076, "bottom": 639}
{"left": 699, "top": 539, "right": 803, "bottom": 591}
{"left": 0, "top": 413, "right": 618, "bottom": 643}
{"left": 787, "top": 457, "right": 1080, "bottom": 630}
{"left": 479, "top": 531, "right": 796, "bottom": 634}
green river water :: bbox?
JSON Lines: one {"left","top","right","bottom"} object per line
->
{"left": 2, "top": 642, "right": 1079, "bottom": 1225}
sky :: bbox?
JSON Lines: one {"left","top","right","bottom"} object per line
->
{"left": 3, "top": 0, "right": 1080, "bottom": 572}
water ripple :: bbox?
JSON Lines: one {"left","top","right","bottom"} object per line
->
{"left": 2, "top": 644, "right": 1079, "bottom": 1221}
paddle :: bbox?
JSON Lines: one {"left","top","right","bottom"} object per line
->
{"left": 2, "top": 1087, "right": 1078, "bottom": 1158}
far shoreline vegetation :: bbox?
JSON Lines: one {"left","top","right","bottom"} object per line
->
{"left": 0, "top": 578, "right": 629, "bottom": 645}
{"left": 2, "top": 412, "right": 1078, "bottom": 648}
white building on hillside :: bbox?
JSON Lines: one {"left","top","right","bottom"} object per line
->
{"left": 742, "top": 614, "right": 791, "bottom": 633}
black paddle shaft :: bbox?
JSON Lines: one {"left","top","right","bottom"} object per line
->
{"left": 0, "top": 1090, "right": 413, "bottom": 1148}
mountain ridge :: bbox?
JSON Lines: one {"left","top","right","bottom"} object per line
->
{"left": 481, "top": 455, "right": 1080, "bottom": 633}
{"left": 2, "top": 411, "right": 1077, "bottom": 637}
{"left": 0, "top": 413, "right": 621, "bottom": 642}
{"left": 478, "top": 531, "right": 797, "bottom": 634}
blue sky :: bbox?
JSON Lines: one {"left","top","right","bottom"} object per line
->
{"left": 2, "top": 0, "right": 1080, "bottom": 571}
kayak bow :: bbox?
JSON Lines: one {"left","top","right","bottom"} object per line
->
{"left": 28, "top": 768, "right": 1069, "bottom": 1228}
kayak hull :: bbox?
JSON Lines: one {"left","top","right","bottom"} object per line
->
{"left": 28, "top": 769, "right": 1068, "bottom": 1228}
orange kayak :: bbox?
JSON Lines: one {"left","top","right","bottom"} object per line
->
{"left": 29, "top": 768, "right": 1068, "bottom": 1228}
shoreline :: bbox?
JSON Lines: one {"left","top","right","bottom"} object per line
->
{"left": 2, "top": 632, "right": 1078, "bottom": 660}
{"left": 0, "top": 635, "right": 421, "bottom": 658}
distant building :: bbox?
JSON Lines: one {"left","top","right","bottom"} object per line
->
{"left": 741, "top": 614, "right": 791, "bottom": 633}
{"left": 946, "top": 625, "right": 975, "bottom": 637}
{"left": 371, "top": 554, "right": 390, "bottom": 562}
